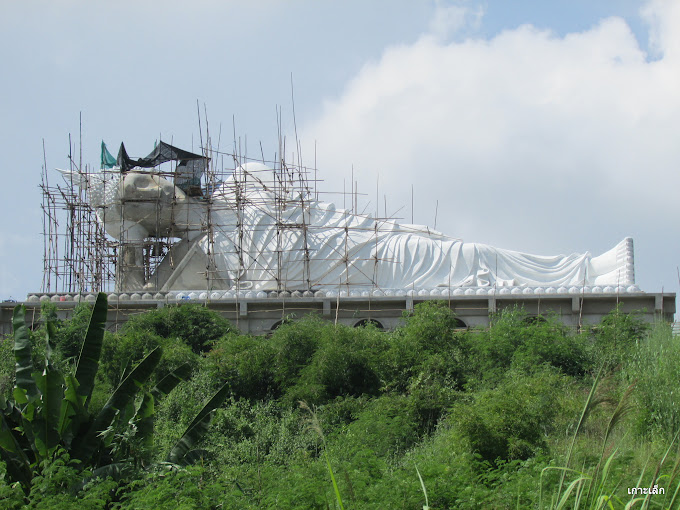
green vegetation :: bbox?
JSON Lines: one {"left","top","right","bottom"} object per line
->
{"left": 0, "top": 299, "right": 678, "bottom": 508}
{"left": 0, "top": 295, "right": 228, "bottom": 503}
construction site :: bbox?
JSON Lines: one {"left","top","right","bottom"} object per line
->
{"left": 0, "top": 119, "right": 674, "bottom": 335}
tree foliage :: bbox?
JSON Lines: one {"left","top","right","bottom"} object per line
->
{"left": 0, "top": 294, "right": 228, "bottom": 496}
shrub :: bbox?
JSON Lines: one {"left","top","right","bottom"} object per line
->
{"left": 100, "top": 328, "right": 199, "bottom": 390}
{"left": 53, "top": 302, "right": 96, "bottom": 361}
{"left": 118, "top": 465, "right": 228, "bottom": 509}
{"left": 316, "top": 395, "right": 369, "bottom": 430}
{"left": 205, "top": 399, "right": 317, "bottom": 467}
{"left": 450, "top": 368, "right": 565, "bottom": 464}
{"left": 0, "top": 338, "right": 14, "bottom": 400}
{"left": 269, "top": 318, "right": 322, "bottom": 389}
{"left": 510, "top": 316, "right": 588, "bottom": 377}
{"left": 334, "top": 394, "right": 420, "bottom": 460}
{"left": 406, "top": 355, "right": 460, "bottom": 435}
{"left": 122, "top": 304, "right": 235, "bottom": 354}
{"left": 285, "top": 322, "right": 385, "bottom": 405}
{"left": 381, "top": 301, "right": 469, "bottom": 392}
{"left": 589, "top": 305, "right": 649, "bottom": 369}
{"left": 398, "top": 301, "right": 466, "bottom": 353}
{"left": 0, "top": 448, "right": 121, "bottom": 509}
{"left": 26, "top": 302, "right": 93, "bottom": 371}
{"left": 205, "top": 333, "right": 277, "bottom": 400}
{"left": 468, "top": 308, "right": 589, "bottom": 388}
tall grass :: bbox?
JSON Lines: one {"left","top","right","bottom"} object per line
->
{"left": 300, "top": 401, "right": 345, "bottom": 510}
{"left": 542, "top": 355, "right": 680, "bottom": 510}
{"left": 623, "top": 322, "right": 680, "bottom": 441}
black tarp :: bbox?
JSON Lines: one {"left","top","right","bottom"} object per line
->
{"left": 116, "top": 142, "right": 132, "bottom": 171}
{"left": 116, "top": 141, "right": 209, "bottom": 194}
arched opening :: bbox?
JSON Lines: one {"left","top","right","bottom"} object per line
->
{"left": 354, "top": 318, "right": 384, "bottom": 330}
{"left": 452, "top": 318, "right": 468, "bottom": 329}
{"left": 270, "top": 314, "right": 298, "bottom": 332}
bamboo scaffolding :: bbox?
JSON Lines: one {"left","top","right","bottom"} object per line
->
{"left": 41, "top": 120, "right": 448, "bottom": 298}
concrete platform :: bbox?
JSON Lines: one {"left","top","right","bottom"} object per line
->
{"left": 0, "top": 289, "right": 675, "bottom": 336}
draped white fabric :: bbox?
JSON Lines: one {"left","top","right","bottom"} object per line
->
{"left": 65, "top": 163, "right": 634, "bottom": 292}
{"left": 204, "top": 164, "right": 634, "bottom": 292}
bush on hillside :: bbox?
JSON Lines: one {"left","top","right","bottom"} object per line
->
{"left": 269, "top": 317, "right": 322, "bottom": 389}
{"left": 205, "top": 332, "right": 278, "bottom": 400}
{"left": 381, "top": 301, "right": 469, "bottom": 392}
{"left": 590, "top": 305, "right": 649, "bottom": 369}
{"left": 285, "top": 320, "right": 386, "bottom": 405}
{"left": 467, "top": 308, "right": 589, "bottom": 388}
{"left": 122, "top": 304, "right": 235, "bottom": 354}
{"left": 451, "top": 367, "right": 565, "bottom": 464}
{"left": 100, "top": 328, "right": 198, "bottom": 390}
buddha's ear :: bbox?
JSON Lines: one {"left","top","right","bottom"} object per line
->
{"left": 55, "top": 168, "right": 90, "bottom": 190}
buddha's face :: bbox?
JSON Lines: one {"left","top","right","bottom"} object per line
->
{"left": 121, "top": 171, "right": 182, "bottom": 202}
{"left": 116, "top": 172, "right": 189, "bottom": 236}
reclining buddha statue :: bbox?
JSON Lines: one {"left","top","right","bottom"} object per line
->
{"left": 60, "top": 160, "right": 635, "bottom": 294}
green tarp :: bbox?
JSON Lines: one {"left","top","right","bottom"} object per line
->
{"left": 100, "top": 141, "right": 117, "bottom": 169}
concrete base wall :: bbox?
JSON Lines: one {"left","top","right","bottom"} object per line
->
{"left": 1, "top": 292, "right": 675, "bottom": 337}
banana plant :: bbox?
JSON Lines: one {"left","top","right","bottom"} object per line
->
{"left": 0, "top": 293, "right": 228, "bottom": 492}
{"left": 167, "top": 382, "right": 230, "bottom": 466}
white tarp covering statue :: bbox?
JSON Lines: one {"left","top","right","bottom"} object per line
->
{"left": 59, "top": 162, "right": 635, "bottom": 294}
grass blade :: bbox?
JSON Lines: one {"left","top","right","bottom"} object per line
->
{"left": 415, "top": 462, "right": 430, "bottom": 510}
{"left": 325, "top": 450, "right": 345, "bottom": 510}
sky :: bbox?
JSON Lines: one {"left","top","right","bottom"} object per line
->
{"left": 1, "top": 0, "right": 678, "bottom": 305}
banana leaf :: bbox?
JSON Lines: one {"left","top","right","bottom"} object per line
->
{"left": 71, "top": 462, "right": 134, "bottom": 494}
{"left": 0, "top": 396, "right": 23, "bottom": 426}
{"left": 73, "top": 347, "right": 162, "bottom": 461}
{"left": 150, "top": 362, "right": 192, "bottom": 401}
{"left": 0, "top": 430, "right": 32, "bottom": 492}
{"left": 59, "top": 374, "right": 85, "bottom": 446}
{"left": 131, "top": 392, "right": 155, "bottom": 448}
{"left": 32, "top": 365, "right": 64, "bottom": 460}
{"left": 12, "top": 306, "right": 38, "bottom": 402}
{"left": 0, "top": 399, "right": 32, "bottom": 490}
{"left": 167, "top": 383, "right": 229, "bottom": 465}
{"left": 75, "top": 293, "right": 108, "bottom": 409}
{"left": 181, "top": 449, "right": 209, "bottom": 465}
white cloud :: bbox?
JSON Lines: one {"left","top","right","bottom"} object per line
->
{"left": 641, "top": 0, "right": 680, "bottom": 59}
{"left": 428, "top": 1, "right": 483, "bottom": 41}
{"left": 302, "top": 0, "right": 680, "bottom": 291}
